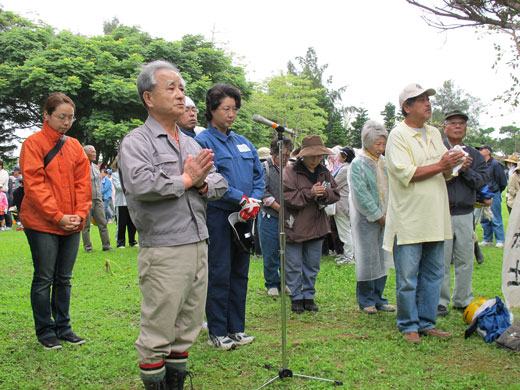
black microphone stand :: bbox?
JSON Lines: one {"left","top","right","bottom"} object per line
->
{"left": 255, "top": 126, "right": 343, "bottom": 389}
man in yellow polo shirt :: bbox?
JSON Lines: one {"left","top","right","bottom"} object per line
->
{"left": 383, "top": 83, "right": 465, "bottom": 344}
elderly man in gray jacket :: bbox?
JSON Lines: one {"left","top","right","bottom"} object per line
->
{"left": 119, "top": 60, "right": 227, "bottom": 390}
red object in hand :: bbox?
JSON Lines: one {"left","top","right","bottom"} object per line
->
{"left": 239, "top": 195, "right": 260, "bottom": 221}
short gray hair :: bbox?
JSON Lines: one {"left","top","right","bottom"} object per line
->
{"left": 361, "top": 120, "right": 388, "bottom": 149}
{"left": 84, "top": 145, "right": 95, "bottom": 153}
{"left": 137, "top": 60, "right": 186, "bottom": 107}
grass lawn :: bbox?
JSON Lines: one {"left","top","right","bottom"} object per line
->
{"left": 1, "top": 215, "right": 519, "bottom": 390}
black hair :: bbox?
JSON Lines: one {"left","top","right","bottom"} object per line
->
{"left": 340, "top": 146, "right": 356, "bottom": 164}
{"left": 401, "top": 96, "right": 418, "bottom": 118}
{"left": 205, "top": 83, "right": 241, "bottom": 122}
{"left": 269, "top": 134, "right": 294, "bottom": 156}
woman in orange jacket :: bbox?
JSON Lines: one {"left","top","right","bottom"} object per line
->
{"left": 20, "top": 93, "right": 92, "bottom": 350}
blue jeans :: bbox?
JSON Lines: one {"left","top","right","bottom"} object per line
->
{"left": 356, "top": 276, "right": 389, "bottom": 309}
{"left": 205, "top": 206, "right": 250, "bottom": 336}
{"left": 25, "top": 228, "right": 80, "bottom": 341}
{"left": 393, "top": 239, "right": 444, "bottom": 333}
{"left": 103, "top": 198, "right": 113, "bottom": 221}
{"left": 285, "top": 239, "right": 323, "bottom": 301}
{"left": 480, "top": 192, "right": 505, "bottom": 243}
{"left": 257, "top": 212, "right": 281, "bottom": 290}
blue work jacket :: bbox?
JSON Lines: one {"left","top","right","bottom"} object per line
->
{"left": 195, "top": 124, "right": 264, "bottom": 211}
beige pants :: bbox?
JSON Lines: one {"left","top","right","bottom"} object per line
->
{"left": 135, "top": 241, "right": 208, "bottom": 364}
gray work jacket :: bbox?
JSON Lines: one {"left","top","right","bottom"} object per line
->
{"left": 119, "top": 116, "right": 228, "bottom": 247}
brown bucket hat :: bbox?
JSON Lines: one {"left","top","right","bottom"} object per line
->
{"left": 297, "top": 135, "right": 332, "bottom": 157}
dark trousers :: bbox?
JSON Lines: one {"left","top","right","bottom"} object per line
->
{"left": 116, "top": 206, "right": 137, "bottom": 247}
{"left": 205, "top": 206, "right": 250, "bottom": 336}
{"left": 25, "top": 228, "right": 80, "bottom": 341}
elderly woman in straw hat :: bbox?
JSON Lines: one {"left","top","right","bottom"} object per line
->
{"left": 348, "top": 120, "right": 394, "bottom": 314}
{"left": 283, "top": 134, "right": 340, "bottom": 313}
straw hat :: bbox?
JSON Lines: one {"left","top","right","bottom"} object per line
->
{"left": 257, "top": 147, "right": 270, "bottom": 160}
{"left": 297, "top": 135, "right": 332, "bottom": 157}
{"left": 504, "top": 154, "right": 518, "bottom": 164}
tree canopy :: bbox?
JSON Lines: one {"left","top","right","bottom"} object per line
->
{"left": 0, "top": 10, "right": 251, "bottom": 165}
{"left": 406, "top": 0, "right": 520, "bottom": 106}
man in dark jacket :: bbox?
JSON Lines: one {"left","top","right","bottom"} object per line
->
{"left": 478, "top": 144, "right": 507, "bottom": 248}
{"left": 438, "top": 110, "right": 489, "bottom": 317}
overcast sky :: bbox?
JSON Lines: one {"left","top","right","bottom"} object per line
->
{"left": 2, "top": 0, "right": 517, "bottom": 130}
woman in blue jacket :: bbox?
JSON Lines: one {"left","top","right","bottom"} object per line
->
{"left": 195, "top": 84, "right": 264, "bottom": 351}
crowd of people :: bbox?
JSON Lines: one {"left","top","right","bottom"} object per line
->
{"left": 4, "top": 60, "right": 518, "bottom": 390}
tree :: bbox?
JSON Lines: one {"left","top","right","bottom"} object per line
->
{"left": 0, "top": 9, "right": 250, "bottom": 165}
{"left": 380, "top": 102, "right": 397, "bottom": 131}
{"left": 346, "top": 108, "right": 369, "bottom": 149}
{"left": 287, "top": 47, "right": 348, "bottom": 146}
{"left": 498, "top": 125, "right": 520, "bottom": 154}
{"left": 406, "top": 1, "right": 520, "bottom": 105}
{"left": 246, "top": 72, "right": 328, "bottom": 146}
{"left": 430, "top": 80, "right": 483, "bottom": 128}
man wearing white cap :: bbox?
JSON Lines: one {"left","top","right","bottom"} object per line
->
{"left": 383, "top": 83, "right": 464, "bottom": 343}
{"left": 178, "top": 96, "right": 202, "bottom": 138}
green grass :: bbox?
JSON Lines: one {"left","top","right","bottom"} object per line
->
{"left": 1, "top": 215, "right": 519, "bottom": 390}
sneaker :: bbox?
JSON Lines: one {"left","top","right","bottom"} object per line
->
{"left": 336, "top": 255, "right": 355, "bottom": 264}
{"left": 117, "top": 245, "right": 126, "bottom": 249}
{"left": 479, "top": 241, "right": 493, "bottom": 247}
{"left": 40, "top": 336, "right": 62, "bottom": 350}
{"left": 85, "top": 248, "right": 94, "bottom": 253}
{"left": 267, "top": 287, "right": 279, "bottom": 296}
{"left": 0, "top": 226, "right": 5, "bottom": 231}
{"left": 59, "top": 332, "right": 86, "bottom": 345}
{"left": 102, "top": 247, "right": 115, "bottom": 252}
{"left": 130, "top": 242, "right": 139, "bottom": 247}
{"left": 228, "top": 332, "right": 255, "bottom": 346}
{"left": 207, "top": 334, "right": 236, "bottom": 350}
{"left": 495, "top": 242, "right": 504, "bottom": 248}
{"left": 437, "top": 305, "right": 448, "bottom": 317}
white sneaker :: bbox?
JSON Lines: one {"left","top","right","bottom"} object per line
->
{"left": 495, "top": 242, "right": 504, "bottom": 248}
{"left": 228, "top": 332, "right": 255, "bottom": 346}
{"left": 267, "top": 287, "right": 279, "bottom": 296}
{"left": 479, "top": 241, "right": 493, "bottom": 247}
{"left": 207, "top": 334, "right": 236, "bottom": 350}
{"left": 336, "top": 255, "right": 355, "bottom": 264}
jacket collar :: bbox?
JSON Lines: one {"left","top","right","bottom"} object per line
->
{"left": 42, "top": 121, "right": 63, "bottom": 143}
{"left": 206, "top": 124, "right": 235, "bottom": 142}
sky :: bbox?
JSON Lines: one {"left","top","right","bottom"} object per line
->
{"left": 1, "top": 0, "right": 518, "bottom": 131}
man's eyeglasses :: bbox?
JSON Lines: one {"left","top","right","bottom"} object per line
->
{"left": 185, "top": 107, "right": 199, "bottom": 113}
{"left": 446, "top": 120, "right": 466, "bottom": 126}
{"left": 53, "top": 114, "right": 76, "bottom": 123}
{"left": 217, "top": 107, "right": 239, "bottom": 113}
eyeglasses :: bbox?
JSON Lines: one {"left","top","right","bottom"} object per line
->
{"left": 185, "top": 107, "right": 199, "bottom": 113}
{"left": 217, "top": 107, "right": 239, "bottom": 113}
{"left": 446, "top": 120, "right": 466, "bottom": 126}
{"left": 53, "top": 114, "right": 76, "bottom": 123}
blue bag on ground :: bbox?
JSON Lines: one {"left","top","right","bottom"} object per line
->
{"left": 478, "top": 296, "right": 512, "bottom": 343}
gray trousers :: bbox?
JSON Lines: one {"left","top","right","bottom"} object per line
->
{"left": 285, "top": 239, "right": 323, "bottom": 301}
{"left": 440, "top": 212, "right": 474, "bottom": 308}
{"left": 82, "top": 198, "right": 111, "bottom": 251}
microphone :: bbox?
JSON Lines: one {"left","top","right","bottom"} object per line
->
{"left": 252, "top": 114, "right": 294, "bottom": 135}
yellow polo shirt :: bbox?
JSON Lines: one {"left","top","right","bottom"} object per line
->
{"left": 382, "top": 121, "right": 452, "bottom": 252}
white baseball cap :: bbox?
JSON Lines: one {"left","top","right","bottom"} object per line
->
{"left": 399, "top": 83, "right": 435, "bottom": 107}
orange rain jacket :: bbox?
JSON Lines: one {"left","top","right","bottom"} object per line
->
{"left": 20, "top": 121, "right": 92, "bottom": 235}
